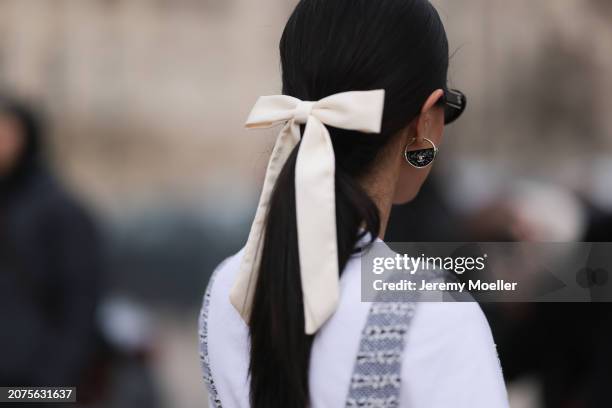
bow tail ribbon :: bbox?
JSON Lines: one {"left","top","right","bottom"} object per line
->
{"left": 229, "top": 121, "right": 300, "bottom": 323}
{"left": 229, "top": 117, "right": 338, "bottom": 334}
{"left": 295, "top": 117, "right": 339, "bottom": 334}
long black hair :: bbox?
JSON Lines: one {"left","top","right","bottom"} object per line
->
{"left": 248, "top": 1, "right": 449, "bottom": 406}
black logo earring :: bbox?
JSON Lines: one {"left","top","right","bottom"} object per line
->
{"left": 404, "top": 138, "right": 438, "bottom": 169}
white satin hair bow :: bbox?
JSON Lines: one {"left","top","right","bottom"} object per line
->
{"left": 229, "top": 90, "right": 386, "bottom": 334}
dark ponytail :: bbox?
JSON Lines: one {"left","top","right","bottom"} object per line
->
{"left": 248, "top": 1, "right": 450, "bottom": 406}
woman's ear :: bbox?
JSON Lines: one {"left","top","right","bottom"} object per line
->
{"left": 392, "top": 89, "right": 445, "bottom": 205}
{"left": 415, "top": 89, "right": 444, "bottom": 141}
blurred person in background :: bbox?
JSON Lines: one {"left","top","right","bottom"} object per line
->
{"left": 0, "top": 95, "right": 103, "bottom": 392}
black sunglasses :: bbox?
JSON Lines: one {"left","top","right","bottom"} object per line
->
{"left": 442, "top": 89, "right": 467, "bottom": 125}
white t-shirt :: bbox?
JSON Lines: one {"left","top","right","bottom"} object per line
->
{"left": 199, "top": 241, "right": 509, "bottom": 408}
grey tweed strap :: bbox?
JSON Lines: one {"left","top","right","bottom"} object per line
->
{"left": 198, "top": 268, "right": 223, "bottom": 408}
{"left": 344, "top": 302, "right": 417, "bottom": 408}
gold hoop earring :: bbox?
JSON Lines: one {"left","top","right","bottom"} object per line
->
{"left": 404, "top": 138, "right": 438, "bottom": 169}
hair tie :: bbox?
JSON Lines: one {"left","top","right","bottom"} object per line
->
{"left": 229, "top": 90, "right": 386, "bottom": 334}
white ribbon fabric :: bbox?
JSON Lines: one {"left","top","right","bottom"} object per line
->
{"left": 229, "top": 90, "right": 386, "bottom": 334}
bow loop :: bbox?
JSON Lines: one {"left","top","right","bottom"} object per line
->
{"left": 314, "top": 90, "right": 386, "bottom": 133}
{"left": 245, "top": 94, "right": 302, "bottom": 129}
{"left": 230, "top": 89, "right": 385, "bottom": 334}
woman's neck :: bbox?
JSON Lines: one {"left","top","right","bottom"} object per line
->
{"left": 360, "top": 154, "right": 401, "bottom": 240}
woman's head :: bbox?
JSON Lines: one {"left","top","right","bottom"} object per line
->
{"left": 280, "top": 0, "right": 450, "bottom": 203}
{"left": 249, "top": 1, "right": 451, "bottom": 407}
{"left": 0, "top": 96, "right": 43, "bottom": 180}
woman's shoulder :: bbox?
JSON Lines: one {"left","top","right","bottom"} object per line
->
{"left": 206, "top": 249, "right": 246, "bottom": 293}
{"left": 198, "top": 248, "right": 251, "bottom": 407}
{"left": 198, "top": 248, "right": 248, "bottom": 350}
{"left": 200, "top": 248, "right": 247, "bottom": 332}
{"left": 402, "top": 301, "right": 509, "bottom": 407}
{"left": 408, "top": 301, "right": 497, "bottom": 355}
{"left": 364, "top": 241, "right": 508, "bottom": 406}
